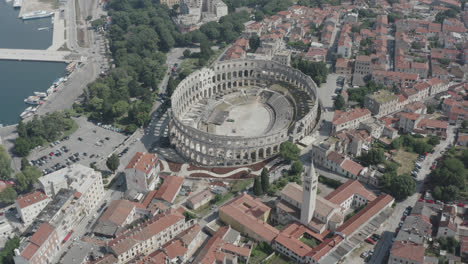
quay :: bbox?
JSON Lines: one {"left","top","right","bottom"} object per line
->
{"left": 0, "top": 49, "right": 82, "bottom": 62}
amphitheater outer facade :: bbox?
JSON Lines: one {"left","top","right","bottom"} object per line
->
{"left": 169, "top": 59, "right": 321, "bottom": 166}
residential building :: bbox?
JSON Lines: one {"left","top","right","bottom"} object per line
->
{"left": 137, "top": 224, "right": 204, "bottom": 264}
{"left": 303, "top": 47, "right": 328, "bottom": 62}
{"left": 364, "top": 90, "right": 400, "bottom": 117}
{"left": 94, "top": 200, "right": 138, "bottom": 237}
{"left": 272, "top": 50, "right": 291, "bottom": 66}
{"left": 353, "top": 55, "right": 372, "bottom": 86}
{"left": 332, "top": 108, "right": 371, "bottom": 134}
{"left": 372, "top": 70, "right": 418, "bottom": 88}
{"left": 15, "top": 191, "right": 50, "bottom": 225}
{"left": 398, "top": 112, "right": 422, "bottom": 133}
{"left": 194, "top": 226, "right": 251, "bottom": 264}
{"left": 14, "top": 223, "right": 60, "bottom": 264}
{"left": 388, "top": 241, "right": 425, "bottom": 264}
{"left": 335, "top": 58, "right": 353, "bottom": 75}
{"left": 155, "top": 175, "right": 184, "bottom": 203}
{"left": 125, "top": 152, "right": 161, "bottom": 192}
{"left": 186, "top": 189, "right": 214, "bottom": 210}
{"left": 159, "top": 0, "right": 180, "bottom": 8}
{"left": 107, "top": 208, "right": 195, "bottom": 264}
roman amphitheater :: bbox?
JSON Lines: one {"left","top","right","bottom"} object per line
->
{"left": 169, "top": 59, "right": 321, "bottom": 166}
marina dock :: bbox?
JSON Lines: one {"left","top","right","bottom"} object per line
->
{"left": 0, "top": 49, "right": 82, "bottom": 62}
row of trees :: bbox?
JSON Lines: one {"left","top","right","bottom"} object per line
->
{"left": 347, "top": 81, "right": 385, "bottom": 107}
{"left": 0, "top": 157, "right": 42, "bottom": 204}
{"left": 0, "top": 145, "right": 13, "bottom": 180}
{"left": 222, "top": 0, "right": 292, "bottom": 15}
{"left": 291, "top": 58, "right": 329, "bottom": 86}
{"left": 82, "top": 0, "right": 251, "bottom": 129}
{"left": 391, "top": 134, "right": 437, "bottom": 155}
{"left": 428, "top": 149, "right": 468, "bottom": 202}
{"left": 253, "top": 168, "right": 271, "bottom": 196}
{"left": 14, "top": 112, "right": 75, "bottom": 157}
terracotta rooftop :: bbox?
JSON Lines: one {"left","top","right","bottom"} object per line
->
{"left": 340, "top": 160, "right": 364, "bottom": 176}
{"left": 327, "top": 151, "right": 345, "bottom": 165}
{"left": 125, "top": 152, "right": 158, "bottom": 175}
{"left": 98, "top": 200, "right": 135, "bottom": 226}
{"left": 390, "top": 241, "right": 424, "bottom": 263}
{"left": 16, "top": 191, "right": 49, "bottom": 209}
{"left": 219, "top": 194, "right": 279, "bottom": 243}
{"left": 326, "top": 180, "right": 376, "bottom": 205}
{"left": 417, "top": 118, "right": 448, "bottom": 129}
{"left": 108, "top": 209, "right": 184, "bottom": 256}
{"left": 400, "top": 112, "right": 421, "bottom": 121}
{"left": 333, "top": 108, "right": 371, "bottom": 126}
{"left": 280, "top": 182, "right": 303, "bottom": 204}
{"left": 21, "top": 223, "right": 55, "bottom": 260}
{"left": 155, "top": 175, "right": 184, "bottom": 203}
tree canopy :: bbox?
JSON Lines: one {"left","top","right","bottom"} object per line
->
{"left": 106, "top": 154, "right": 120, "bottom": 172}
{"left": 0, "top": 145, "right": 13, "bottom": 180}
{"left": 291, "top": 58, "right": 329, "bottom": 86}
{"left": 14, "top": 113, "right": 75, "bottom": 157}
{"left": 260, "top": 168, "right": 270, "bottom": 193}
{"left": 359, "top": 148, "right": 385, "bottom": 166}
{"left": 334, "top": 94, "right": 345, "bottom": 110}
{"left": 280, "top": 141, "right": 301, "bottom": 163}
{"left": 380, "top": 172, "right": 416, "bottom": 200}
{"left": 429, "top": 157, "right": 467, "bottom": 202}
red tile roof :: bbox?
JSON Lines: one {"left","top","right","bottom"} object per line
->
{"left": 340, "top": 160, "right": 364, "bottom": 176}
{"left": 333, "top": 108, "right": 371, "bottom": 126}
{"left": 155, "top": 175, "right": 184, "bottom": 203}
{"left": 30, "top": 223, "right": 54, "bottom": 245}
{"left": 417, "top": 118, "right": 448, "bottom": 129}
{"left": 326, "top": 180, "right": 376, "bottom": 205}
{"left": 390, "top": 241, "right": 424, "bottom": 263}
{"left": 327, "top": 151, "right": 345, "bottom": 165}
{"left": 108, "top": 209, "right": 185, "bottom": 256}
{"left": 219, "top": 194, "right": 279, "bottom": 243}
{"left": 125, "top": 152, "right": 158, "bottom": 175}
{"left": 16, "top": 191, "right": 49, "bottom": 209}
{"left": 99, "top": 200, "right": 135, "bottom": 226}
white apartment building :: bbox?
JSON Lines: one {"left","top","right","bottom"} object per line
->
{"left": 38, "top": 164, "right": 104, "bottom": 214}
{"left": 107, "top": 209, "right": 195, "bottom": 263}
{"left": 15, "top": 191, "right": 51, "bottom": 225}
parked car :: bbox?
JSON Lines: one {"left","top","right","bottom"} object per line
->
{"left": 365, "top": 238, "right": 376, "bottom": 245}
{"left": 360, "top": 251, "right": 368, "bottom": 258}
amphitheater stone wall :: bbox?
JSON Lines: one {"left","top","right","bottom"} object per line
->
{"left": 169, "top": 59, "right": 320, "bottom": 166}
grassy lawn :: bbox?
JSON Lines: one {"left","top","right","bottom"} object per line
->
{"left": 392, "top": 149, "right": 418, "bottom": 175}
{"left": 179, "top": 46, "right": 228, "bottom": 75}
{"left": 264, "top": 254, "right": 296, "bottom": 264}
{"left": 299, "top": 236, "right": 320, "bottom": 248}
{"left": 231, "top": 179, "right": 253, "bottom": 193}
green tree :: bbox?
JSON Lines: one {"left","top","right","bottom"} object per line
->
{"left": 0, "top": 146, "right": 13, "bottom": 180}
{"left": 334, "top": 94, "right": 345, "bottom": 110}
{"left": 380, "top": 173, "right": 415, "bottom": 200}
{"left": 106, "top": 154, "right": 120, "bottom": 172}
{"left": 13, "top": 137, "right": 30, "bottom": 157}
{"left": 183, "top": 49, "right": 191, "bottom": 58}
{"left": 254, "top": 10, "right": 265, "bottom": 21}
{"left": 0, "top": 186, "right": 17, "bottom": 204}
{"left": 290, "top": 161, "right": 304, "bottom": 175}
{"left": 0, "top": 236, "right": 20, "bottom": 264}
{"left": 359, "top": 148, "right": 385, "bottom": 166}
{"left": 253, "top": 177, "right": 263, "bottom": 196}
{"left": 249, "top": 35, "right": 260, "bottom": 52}
{"left": 427, "top": 105, "right": 435, "bottom": 114}
{"left": 279, "top": 141, "right": 300, "bottom": 163}
{"left": 462, "top": 120, "right": 468, "bottom": 129}
{"left": 15, "top": 166, "right": 41, "bottom": 193}
{"left": 427, "top": 136, "right": 440, "bottom": 146}
{"left": 260, "top": 168, "right": 270, "bottom": 193}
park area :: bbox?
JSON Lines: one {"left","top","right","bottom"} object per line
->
{"left": 392, "top": 149, "right": 417, "bottom": 175}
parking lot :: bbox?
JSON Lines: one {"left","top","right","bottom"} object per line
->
{"left": 28, "top": 117, "right": 128, "bottom": 176}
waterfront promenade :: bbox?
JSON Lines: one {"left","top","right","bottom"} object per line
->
{"left": 0, "top": 48, "right": 81, "bottom": 62}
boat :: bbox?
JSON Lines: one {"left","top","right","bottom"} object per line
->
{"left": 24, "top": 96, "right": 41, "bottom": 105}
{"left": 34, "top": 92, "right": 47, "bottom": 98}
{"left": 13, "top": 0, "right": 21, "bottom": 7}
{"left": 22, "top": 10, "right": 54, "bottom": 20}
{"left": 37, "top": 27, "right": 50, "bottom": 31}
{"left": 66, "top": 62, "right": 78, "bottom": 73}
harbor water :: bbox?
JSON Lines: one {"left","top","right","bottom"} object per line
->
{"left": 0, "top": 2, "right": 66, "bottom": 125}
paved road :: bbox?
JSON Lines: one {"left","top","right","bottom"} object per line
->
{"left": 368, "top": 125, "right": 456, "bottom": 264}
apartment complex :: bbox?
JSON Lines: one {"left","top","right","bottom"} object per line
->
{"left": 125, "top": 152, "right": 161, "bottom": 192}
{"left": 15, "top": 191, "right": 50, "bottom": 225}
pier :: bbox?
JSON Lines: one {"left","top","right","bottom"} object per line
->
{"left": 0, "top": 49, "right": 82, "bottom": 62}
